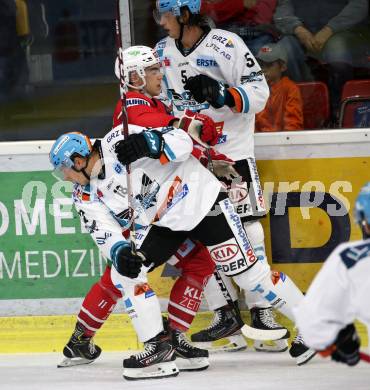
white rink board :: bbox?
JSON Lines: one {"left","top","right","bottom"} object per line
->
{"left": 0, "top": 129, "right": 370, "bottom": 172}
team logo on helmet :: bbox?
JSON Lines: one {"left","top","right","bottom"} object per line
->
{"left": 116, "top": 46, "right": 160, "bottom": 91}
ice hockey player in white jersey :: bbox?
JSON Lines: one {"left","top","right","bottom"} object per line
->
{"left": 153, "top": 0, "right": 314, "bottom": 363}
{"left": 47, "top": 127, "right": 226, "bottom": 380}
{"left": 50, "top": 120, "right": 313, "bottom": 377}
{"left": 57, "top": 46, "right": 224, "bottom": 373}
{"left": 294, "top": 182, "right": 370, "bottom": 366}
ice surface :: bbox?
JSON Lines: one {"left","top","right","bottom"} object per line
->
{"left": 1, "top": 349, "right": 369, "bottom": 390}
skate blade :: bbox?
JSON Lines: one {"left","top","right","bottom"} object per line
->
{"left": 254, "top": 339, "right": 289, "bottom": 353}
{"left": 296, "top": 349, "right": 317, "bottom": 366}
{"left": 123, "top": 361, "right": 179, "bottom": 380}
{"left": 57, "top": 357, "right": 95, "bottom": 368}
{"left": 175, "top": 357, "right": 209, "bottom": 371}
{"left": 241, "top": 324, "right": 289, "bottom": 341}
{"left": 193, "top": 335, "right": 247, "bottom": 353}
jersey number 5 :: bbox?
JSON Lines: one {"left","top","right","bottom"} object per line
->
{"left": 245, "top": 52, "right": 255, "bottom": 68}
{"left": 181, "top": 70, "right": 188, "bottom": 85}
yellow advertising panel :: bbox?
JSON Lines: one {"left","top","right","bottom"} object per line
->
{"left": 257, "top": 156, "right": 368, "bottom": 291}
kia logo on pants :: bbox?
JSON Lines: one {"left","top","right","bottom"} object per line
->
{"left": 210, "top": 244, "right": 239, "bottom": 262}
{"left": 229, "top": 185, "right": 248, "bottom": 203}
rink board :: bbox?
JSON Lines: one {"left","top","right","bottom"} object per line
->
{"left": 0, "top": 129, "right": 369, "bottom": 352}
{"left": 0, "top": 312, "right": 368, "bottom": 354}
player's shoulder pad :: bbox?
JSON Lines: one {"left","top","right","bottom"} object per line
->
{"left": 155, "top": 37, "right": 170, "bottom": 57}
{"left": 209, "top": 28, "right": 244, "bottom": 50}
{"left": 126, "top": 91, "right": 152, "bottom": 109}
{"left": 338, "top": 239, "right": 370, "bottom": 269}
{"left": 102, "top": 125, "right": 125, "bottom": 153}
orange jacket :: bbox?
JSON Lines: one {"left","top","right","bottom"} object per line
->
{"left": 255, "top": 76, "right": 304, "bottom": 132}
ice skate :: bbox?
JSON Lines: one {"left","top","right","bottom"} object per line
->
{"left": 191, "top": 305, "right": 247, "bottom": 352}
{"left": 57, "top": 323, "right": 101, "bottom": 368}
{"left": 251, "top": 307, "right": 289, "bottom": 352}
{"left": 123, "top": 330, "right": 179, "bottom": 380}
{"left": 172, "top": 330, "right": 209, "bottom": 371}
{"left": 289, "top": 332, "right": 316, "bottom": 365}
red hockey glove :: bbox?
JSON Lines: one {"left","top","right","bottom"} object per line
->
{"left": 192, "top": 145, "right": 238, "bottom": 180}
{"left": 178, "top": 109, "right": 221, "bottom": 146}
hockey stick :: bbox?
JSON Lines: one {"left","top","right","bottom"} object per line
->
{"left": 115, "top": 0, "right": 136, "bottom": 252}
{"left": 360, "top": 351, "right": 370, "bottom": 363}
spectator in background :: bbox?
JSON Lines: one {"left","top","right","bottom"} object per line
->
{"left": 255, "top": 43, "right": 303, "bottom": 132}
{"left": 201, "top": 0, "right": 280, "bottom": 55}
{"left": 53, "top": 9, "right": 80, "bottom": 63}
{"left": 273, "top": 0, "right": 369, "bottom": 123}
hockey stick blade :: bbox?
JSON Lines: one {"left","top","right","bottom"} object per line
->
{"left": 57, "top": 357, "right": 96, "bottom": 368}
{"left": 241, "top": 323, "right": 288, "bottom": 341}
{"left": 360, "top": 351, "right": 370, "bottom": 363}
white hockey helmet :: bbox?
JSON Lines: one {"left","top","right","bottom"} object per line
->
{"left": 115, "top": 46, "right": 160, "bottom": 90}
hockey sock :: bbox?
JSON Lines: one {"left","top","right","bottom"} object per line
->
{"left": 233, "top": 261, "right": 301, "bottom": 322}
{"left": 168, "top": 242, "right": 215, "bottom": 331}
{"left": 110, "top": 265, "right": 163, "bottom": 342}
{"left": 243, "top": 221, "right": 270, "bottom": 309}
{"left": 270, "top": 270, "right": 304, "bottom": 309}
{"left": 203, "top": 270, "right": 239, "bottom": 311}
{"left": 77, "top": 266, "right": 122, "bottom": 337}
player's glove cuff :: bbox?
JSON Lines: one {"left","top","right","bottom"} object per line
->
{"left": 115, "top": 130, "right": 165, "bottom": 165}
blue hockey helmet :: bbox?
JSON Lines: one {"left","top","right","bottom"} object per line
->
{"left": 354, "top": 182, "right": 370, "bottom": 237}
{"left": 49, "top": 132, "right": 92, "bottom": 178}
{"left": 155, "top": 0, "right": 201, "bottom": 17}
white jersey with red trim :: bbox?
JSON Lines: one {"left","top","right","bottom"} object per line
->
{"left": 155, "top": 28, "right": 269, "bottom": 161}
{"left": 294, "top": 239, "right": 370, "bottom": 351}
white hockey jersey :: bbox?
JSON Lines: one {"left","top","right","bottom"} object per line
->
{"left": 155, "top": 28, "right": 269, "bottom": 161}
{"left": 71, "top": 124, "right": 222, "bottom": 260}
{"left": 294, "top": 239, "right": 370, "bottom": 351}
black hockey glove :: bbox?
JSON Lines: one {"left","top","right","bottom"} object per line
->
{"left": 112, "top": 244, "right": 145, "bottom": 279}
{"left": 331, "top": 324, "right": 361, "bottom": 366}
{"left": 320, "top": 323, "right": 360, "bottom": 366}
{"left": 115, "top": 130, "right": 164, "bottom": 166}
{"left": 184, "top": 74, "right": 234, "bottom": 109}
